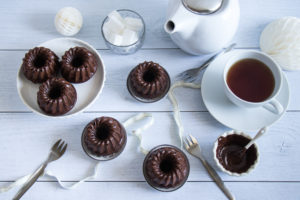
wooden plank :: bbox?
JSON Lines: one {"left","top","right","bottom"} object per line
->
{"left": 1, "top": 181, "right": 300, "bottom": 200}
{"left": 0, "top": 0, "right": 300, "bottom": 49}
{"left": 0, "top": 112, "right": 299, "bottom": 182}
{"left": 1, "top": 50, "right": 300, "bottom": 112}
{"left": 1, "top": 0, "right": 300, "bottom": 199}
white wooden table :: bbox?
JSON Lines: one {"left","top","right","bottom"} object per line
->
{"left": 1, "top": 0, "right": 300, "bottom": 199}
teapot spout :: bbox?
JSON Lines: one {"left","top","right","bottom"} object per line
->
{"left": 164, "top": 6, "right": 196, "bottom": 38}
{"left": 164, "top": 20, "right": 176, "bottom": 34}
{"left": 164, "top": 2, "right": 187, "bottom": 35}
{"left": 164, "top": 16, "right": 197, "bottom": 40}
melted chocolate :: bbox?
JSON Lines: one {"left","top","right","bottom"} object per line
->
{"left": 216, "top": 134, "right": 258, "bottom": 173}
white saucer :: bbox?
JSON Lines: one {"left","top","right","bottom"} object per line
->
{"left": 201, "top": 50, "right": 290, "bottom": 131}
{"left": 17, "top": 38, "right": 106, "bottom": 118}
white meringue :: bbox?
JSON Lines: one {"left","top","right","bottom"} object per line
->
{"left": 55, "top": 7, "right": 83, "bottom": 36}
{"left": 260, "top": 17, "right": 300, "bottom": 71}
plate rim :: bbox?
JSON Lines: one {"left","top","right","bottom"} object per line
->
{"left": 16, "top": 37, "right": 106, "bottom": 118}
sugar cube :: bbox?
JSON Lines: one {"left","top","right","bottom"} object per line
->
{"left": 108, "top": 10, "right": 124, "bottom": 22}
{"left": 121, "top": 28, "right": 138, "bottom": 45}
{"left": 106, "top": 11, "right": 125, "bottom": 34}
{"left": 103, "top": 10, "right": 143, "bottom": 46}
{"left": 107, "top": 33, "right": 123, "bottom": 46}
{"left": 124, "top": 17, "right": 143, "bottom": 32}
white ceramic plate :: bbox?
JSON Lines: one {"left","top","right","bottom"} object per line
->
{"left": 17, "top": 38, "right": 106, "bottom": 118}
{"left": 201, "top": 50, "right": 290, "bottom": 131}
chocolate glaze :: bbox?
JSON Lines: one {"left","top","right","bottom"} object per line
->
{"left": 61, "top": 47, "right": 97, "bottom": 83}
{"left": 22, "top": 47, "right": 59, "bottom": 83}
{"left": 216, "top": 134, "right": 258, "bottom": 173}
{"left": 143, "top": 146, "right": 189, "bottom": 190}
{"left": 83, "top": 117, "right": 126, "bottom": 157}
{"left": 37, "top": 77, "right": 77, "bottom": 116}
{"left": 127, "top": 61, "right": 170, "bottom": 101}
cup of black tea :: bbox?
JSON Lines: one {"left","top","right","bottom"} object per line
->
{"left": 223, "top": 50, "right": 283, "bottom": 114}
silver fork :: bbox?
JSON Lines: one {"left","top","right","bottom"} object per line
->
{"left": 13, "top": 139, "right": 68, "bottom": 200}
{"left": 176, "top": 43, "right": 236, "bottom": 83}
{"left": 184, "top": 135, "right": 235, "bottom": 200}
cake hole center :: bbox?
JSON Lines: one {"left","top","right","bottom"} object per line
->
{"left": 49, "top": 85, "right": 62, "bottom": 99}
{"left": 33, "top": 54, "right": 47, "bottom": 68}
{"left": 143, "top": 68, "right": 158, "bottom": 83}
{"left": 96, "top": 124, "right": 110, "bottom": 140}
{"left": 71, "top": 55, "right": 84, "bottom": 67}
{"left": 160, "top": 156, "right": 176, "bottom": 173}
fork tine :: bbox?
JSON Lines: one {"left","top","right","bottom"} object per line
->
{"left": 180, "top": 74, "right": 189, "bottom": 80}
{"left": 59, "top": 143, "right": 68, "bottom": 156}
{"left": 51, "top": 139, "right": 62, "bottom": 151}
{"left": 177, "top": 72, "right": 185, "bottom": 78}
{"left": 185, "top": 136, "right": 193, "bottom": 146}
{"left": 183, "top": 140, "right": 189, "bottom": 150}
{"left": 184, "top": 77, "right": 193, "bottom": 83}
{"left": 57, "top": 141, "right": 65, "bottom": 151}
{"left": 187, "top": 135, "right": 193, "bottom": 144}
{"left": 176, "top": 74, "right": 188, "bottom": 81}
{"left": 176, "top": 70, "right": 195, "bottom": 80}
{"left": 189, "top": 134, "right": 198, "bottom": 144}
{"left": 188, "top": 76, "right": 198, "bottom": 83}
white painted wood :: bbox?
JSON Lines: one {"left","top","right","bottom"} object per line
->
{"left": 0, "top": 0, "right": 300, "bottom": 49}
{"left": 0, "top": 112, "right": 299, "bottom": 182}
{"left": 1, "top": 0, "right": 300, "bottom": 199}
{"left": 1, "top": 50, "right": 300, "bottom": 112}
{"left": 1, "top": 182, "right": 300, "bottom": 200}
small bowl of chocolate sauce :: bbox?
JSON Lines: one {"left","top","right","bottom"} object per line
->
{"left": 213, "top": 130, "right": 259, "bottom": 176}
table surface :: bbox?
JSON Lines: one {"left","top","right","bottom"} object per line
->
{"left": 1, "top": 0, "right": 300, "bottom": 199}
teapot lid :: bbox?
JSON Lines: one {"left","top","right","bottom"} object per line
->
{"left": 182, "top": 0, "right": 223, "bottom": 14}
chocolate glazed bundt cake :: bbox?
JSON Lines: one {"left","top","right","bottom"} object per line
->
{"left": 37, "top": 77, "right": 77, "bottom": 116}
{"left": 143, "top": 145, "right": 190, "bottom": 191}
{"left": 82, "top": 117, "right": 127, "bottom": 160}
{"left": 22, "top": 47, "right": 59, "bottom": 83}
{"left": 127, "top": 61, "right": 170, "bottom": 102}
{"left": 61, "top": 47, "right": 97, "bottom": 83}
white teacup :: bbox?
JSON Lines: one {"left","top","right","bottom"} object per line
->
{"left": 223, "top": 50, "right": 283, "bottom": 114}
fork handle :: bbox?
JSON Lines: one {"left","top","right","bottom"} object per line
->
{"left": 198, "top": 158, "right": 235, "bottom": 200}
{"left": 13, "top": 163, "right": 47, "bottom": 200}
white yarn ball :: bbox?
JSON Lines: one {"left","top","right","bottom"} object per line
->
{"left": 55, "top": 7, "right": 83, "bottom": 36}
{"left": 260, "top": 17, "right": 300, "bottom": 71}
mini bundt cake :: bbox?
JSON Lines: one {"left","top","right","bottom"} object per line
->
{"left": 61, "top": 47, "right": 97, "bottom": 83}
{"left": 143, "top": 145, "right": 190, "bottom": 191}
{"left": 22, "top": 47, "right": 59, "bottom": 83}
{"left": 37, "top": 77, "right": 77, "bottom": 116}
{"left": 127, "top": 61, "right": 170, "bottom": 102}
{"left": 82, "top": 117, "right": 127, "bottom": 159}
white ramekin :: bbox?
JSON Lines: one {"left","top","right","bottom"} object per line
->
{"left": 213, "top": 130, "right": 260, "bottom": 176}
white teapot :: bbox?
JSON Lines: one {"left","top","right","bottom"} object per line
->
{"left": 164, "top": 0, "right": 240, "bottom": 55}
